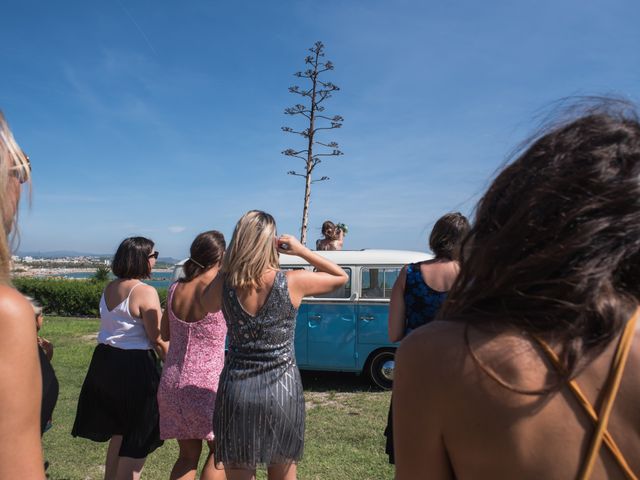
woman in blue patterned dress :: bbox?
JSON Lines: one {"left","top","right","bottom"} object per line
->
{"left": 204, "top": 210, "right": 348, "bottom": 480}
{"left": 384, "top": 212, "right": 470, "bottom": 464}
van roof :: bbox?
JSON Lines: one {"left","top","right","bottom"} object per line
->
{"left": 173, "top": 249, "right": 432, "bottom": 267}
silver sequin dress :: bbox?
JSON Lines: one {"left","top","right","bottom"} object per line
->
{"left": 213, "top": 271, "right": 305, "bottom": 467}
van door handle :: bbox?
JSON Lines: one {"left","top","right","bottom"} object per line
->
{"left": 360, "top": 315, "right": 375, "bottom": 322}
{"left": 308, "top": 314, "right": 322, "bottom": 328}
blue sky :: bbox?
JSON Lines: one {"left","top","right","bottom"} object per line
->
{"left": 2, "top": 0, "right": 639, "bottom": 258}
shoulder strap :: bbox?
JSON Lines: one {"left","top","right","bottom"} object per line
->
{"left": 166, "top": 282, "right": 178, "bottom": 310}
{"left": 578, "top": 309, "right": 638, "bottom": 480}
{"left": 126, "top": 281, "right": 144, "bottom": 300}
{"left": 533, "top": 309, "right": 638, "bottom": 480}
{"left": 403, "top": 263, "right": 416, "bottom": 294}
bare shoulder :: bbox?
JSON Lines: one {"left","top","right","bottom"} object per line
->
{"left": 398, "top": 320, "right": 466, "bottom": 364}
{"left": 284, "top": 268, "right": 306, "bottom": 281}
{"left": 0, "top": 285, "right": 37, "bottom": 341}
{"left": 135, "top": 282, "right": 159, "bottom": 298}
{"left": 130, "top": 282, "right": 160, "bottom": 310}
{"left": 0, "top": 285, "right": 35, "bottom": 321}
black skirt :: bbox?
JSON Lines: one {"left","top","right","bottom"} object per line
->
{"left": 384, "top": 398, "right": 395, "bottom": 464}
{"left": 72, "top": 343, "right": 163, "bottom": 458}
{"left": 39, "top": 346, "right": 59, "bottom": 436}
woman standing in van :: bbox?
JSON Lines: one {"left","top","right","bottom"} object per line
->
{"left": 315, "top": 220, "right": 345, "bottom": 251}
{"left": 72, "top": 237, "right": 167, "bottom": 480}
{"left": 205, "top": 210, "right": 348, "bottom": 480}
{"left": 384, "top": 212, "right": 470, "bottom": 464}
{"left": 158, "top": 230, "right": 227, "bottom": 480}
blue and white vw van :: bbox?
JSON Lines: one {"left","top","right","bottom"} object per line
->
{"left": 172, "top": 249, "right": 431, "bottom": 389}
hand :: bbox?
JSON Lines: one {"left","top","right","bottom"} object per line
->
{"left": 38, "top": 337, "right": 54, "bottom": 361}
{"left": 277, "top": 234, "right": 307, "bottom": 256}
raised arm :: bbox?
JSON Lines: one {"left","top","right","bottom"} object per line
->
{"left": 277, "top": 234, "right": 348, "bottom": 307}
{"left": 388, "top": 266, "right": 407, "bottom": 342}
{"left": 0, "top": 286, "right": 45, "bottom": 479}
{"left": 137, "top": 285, "right": 169, "bottom": 361}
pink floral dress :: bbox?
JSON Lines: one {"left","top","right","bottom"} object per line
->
{"left": 158, "top": 282, "right": 227, "bottom": 440}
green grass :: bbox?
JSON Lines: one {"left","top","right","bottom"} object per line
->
{"left": 41, "top": 317, "right": 394, "bottom": 480}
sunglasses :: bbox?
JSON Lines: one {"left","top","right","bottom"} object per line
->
{"left": 10, "top": 155, "right": 31, "bottom": 184}
{"left": 148, "top": 251, "right": 159, "bottom": 260}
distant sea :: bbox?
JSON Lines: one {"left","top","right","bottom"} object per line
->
{"left": 61, "top": 271, "right": 173, "bottom": 289}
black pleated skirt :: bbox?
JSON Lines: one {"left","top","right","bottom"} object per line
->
{"left": 72, "top": 343, "right": 163, "bottom": 458}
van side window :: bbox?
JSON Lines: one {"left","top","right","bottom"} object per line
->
{"left": 361, "top": 268, "right": 401, "bottom": 299}
{"left": 308, "top": 268, "right": 352, "bottom": 299}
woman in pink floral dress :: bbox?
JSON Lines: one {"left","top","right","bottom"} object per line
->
{"left": 158, "top": 231, "right": 227, "bottom": 480}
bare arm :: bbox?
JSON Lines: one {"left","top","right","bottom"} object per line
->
{"left": 137, "top": 285, "right": 169, "bottom": 361}
{"left": 278, "top": 234, "right": 348, "bottom": 306}
{"left": 388, "top": 266, "right": 407, "bottom": 342}
{"left": 160, "top": 309, "right": 170, "bottom": 342}
{"left": 202, "top": 274, "right": 223, "bottom": 314}
{"left": 0, "top": 286, "right": 45, "bottom": 479}
{"left": 394, "top": 328, "right": 454, "bottom": 480}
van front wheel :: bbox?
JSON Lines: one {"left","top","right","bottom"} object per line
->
{"left": 366, "top": 349, "right": 396, "bottom": 390}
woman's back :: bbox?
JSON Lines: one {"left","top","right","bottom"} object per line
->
{"left": 214, "top": 269, "right": 305, "bottom": 466}
{"left": 221, "top": 270, "right": 298, "bottom": 366}
{"left": 158, "top": 281, "right": 226, "bottom": 441}
{"left": 404, "top": 261, "right": 457, "bottom": 333}
{"left": 394, "top": 320, "right": 640, "bottom": 479}
{"left": 98, "top": 279, "right": 151, "bottom": 349}
{"left": 163, "top": 281, "right": 226, "bottom": 373}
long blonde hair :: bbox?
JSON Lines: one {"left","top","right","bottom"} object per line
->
{"left": 222, "top": 210, "right": 280, "bottom": 290}
{"left": 0, "top": 111, "right": 30, "bottom": 284}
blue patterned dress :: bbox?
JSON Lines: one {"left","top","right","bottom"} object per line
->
{"left": 385, "top": 261, "right": 449, "bottom": 464}
{"left": 403, "top": 262, "right": 449, "bottom": 334}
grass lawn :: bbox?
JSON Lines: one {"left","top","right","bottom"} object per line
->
{"left": 41, "top": 317, "right": 394, "bottom": 480}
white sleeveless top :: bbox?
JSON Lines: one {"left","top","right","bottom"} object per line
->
{"left": 97, "top": 282, "right": 152, "bottom": 350}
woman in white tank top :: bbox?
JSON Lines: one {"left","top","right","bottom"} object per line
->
{"left": 72, "top": 237, "right": 168, "bottom": 480}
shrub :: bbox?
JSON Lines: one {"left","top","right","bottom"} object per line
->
{"left": 14, "top": 278, "right": 103, "bottom": 316}
{"left": 92, "top": 265, "right": 111, "bottom": 283}
{"left": 13, "top": 278, "right": 169, "bottom": 317}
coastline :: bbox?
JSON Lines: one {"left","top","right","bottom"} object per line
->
{"left": 12, "top": 267, "right": 173, "bottom": 278}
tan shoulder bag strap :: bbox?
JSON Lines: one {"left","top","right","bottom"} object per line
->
{"left": 578, "top": 308, "right": 638, "bottom": 480}
{"left": 533, "top": 308, "right": 639, "bottom": 480}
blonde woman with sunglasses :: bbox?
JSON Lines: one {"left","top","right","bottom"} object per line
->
{"left": 0, "top": 111, "right": 44, "bottom": 478}
{"left": 204, "top": 210, "right": 348, "bottom": 480}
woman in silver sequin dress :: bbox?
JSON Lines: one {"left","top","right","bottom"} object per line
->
{"left": 204, "top": 210, "right": 348, "bottom": 480}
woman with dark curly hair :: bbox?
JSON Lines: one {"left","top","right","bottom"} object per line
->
{"left": 394, "top": 101, "right": 640, "bottom": 479}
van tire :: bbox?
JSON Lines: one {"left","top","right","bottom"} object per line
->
{"left": 366, "top": 349, "right": 396, "bottom": 390}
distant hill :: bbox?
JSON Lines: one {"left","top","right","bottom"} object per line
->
{"left": 158, "top": 257, "right": 180, "bottom": 265}
{"left": 17, "top": 250, "right": 110, "bottom": 258}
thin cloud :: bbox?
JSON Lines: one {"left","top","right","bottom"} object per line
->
{"left": 115, "top": 0, "right": 159, "bottom": 57}
{"left": 168, "top": 226, "right": 186, "bottom": 234}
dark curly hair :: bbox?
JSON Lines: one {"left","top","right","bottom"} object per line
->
{"left": 111, "top": 237, "right": 155, "bottom": 279}
{"left": 441, "top": 99, "right": 640, "bottom": 381}
{"left": 180, "top": 230, "right": 226, "bottom": 283}
{"left": 429, "top": 212, "right": 470, "bottom": 260}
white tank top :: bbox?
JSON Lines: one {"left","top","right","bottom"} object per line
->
{"left": 97, "top": 282, "right": 152, "bottom": 350}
